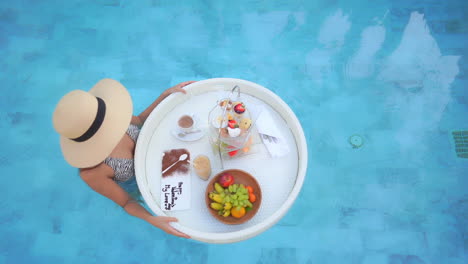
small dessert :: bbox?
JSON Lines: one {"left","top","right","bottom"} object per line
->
{"left": 239, "top": 118, "right": 252, "bottom": 130}
{"left": 219, "top": 99, "right": 230, "bottom": 107}
{"left": 242, "top": 136, "right": 253, "bottom": 153}
{"left": 227, "top": 127, "right": 241, "bottom": 137}
{"left": 227, "top": 147, "right": 238, "bottom": 157}
{"left": 219, "top": 128, "right": 229, "bottom": 138}
{"left": 227, "top": 119, "right": 238, "bottom": 129}
{"left": 193, "top": 155, "right": 211, "bottom": 180}
{"left": 212, "top": 116, "right": 227, "bottom": 128}
{"left": 233, "top": 102, "right": 245, "bottom": 114}
{"left": 219, "top": 99, "right": 232, "bottom": 110}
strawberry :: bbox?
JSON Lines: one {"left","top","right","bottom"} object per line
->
{"left": 234, "top": 103, "right": 245, "bottom": 114}
{"left": 226, "top": 145, "right": 239, "bottom": 157}
{"left": 227, "top": 149, "right": 238, "bottom": 157}
{"left": 228, "top": 119, "right": 237, "bottom": 129}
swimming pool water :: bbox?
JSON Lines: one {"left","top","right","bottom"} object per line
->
{"left": 1, "top": 0, "right": 467, "bottom": 263}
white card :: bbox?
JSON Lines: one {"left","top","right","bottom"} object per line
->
{"left": 160, "top": 172, "right": 191, "bottom": 211}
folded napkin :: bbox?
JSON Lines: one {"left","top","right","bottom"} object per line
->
{"left": 255, "top": 109, "right": 290, "bottom": 158}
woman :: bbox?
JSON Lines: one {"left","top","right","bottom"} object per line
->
{"left": 52, "top": 78, "right": 194, "bottom": 238}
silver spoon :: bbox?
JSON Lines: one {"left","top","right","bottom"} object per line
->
{"left": 177, "top": 129, "right": 201, "bottom": 137}
{"left": 162, "top": 154, "right": 188, "bottom": 174}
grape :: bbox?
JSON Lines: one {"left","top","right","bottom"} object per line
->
{"left": 209, "top": 180, "right": 256, "bottom": 218}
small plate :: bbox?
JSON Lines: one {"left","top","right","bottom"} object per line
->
{"left": 171, "top": 115, "right": 205, "bottom": 142}
{"left": 171, "top": 128, "right": 205, "bottom": 142}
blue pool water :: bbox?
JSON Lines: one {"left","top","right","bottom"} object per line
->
{"left": 1, "top": 0, "right": 467, "bottom": 263}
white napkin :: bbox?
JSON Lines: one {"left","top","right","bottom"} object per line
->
{"left": 255, "top": 109, "right": 290, "bottom": 158}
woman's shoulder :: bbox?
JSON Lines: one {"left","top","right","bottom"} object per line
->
{"left": 131, "top": 116, "right": 143, "bottom": 127}
{"left": 79, "top": 162, "right": 114, "bottom": 182}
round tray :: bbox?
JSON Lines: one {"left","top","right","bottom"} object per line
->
{"left": 205, "top": 169, "right": 262, "bottom": 225}
{"left": 135, "top": 78, "right": 308, "bottom": 244}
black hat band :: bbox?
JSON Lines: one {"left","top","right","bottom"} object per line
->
{"left": 71, "top": 97, "right": 106, "bottom": 142}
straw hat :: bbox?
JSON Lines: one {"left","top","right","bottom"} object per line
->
{"left": 53, "top": 79, "right": 133, "bottom": 168}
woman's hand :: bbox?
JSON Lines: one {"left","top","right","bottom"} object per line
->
{"left": 137, "top": 80, "right": 197, "bottom": 125}
{"left": 146, "top": 216, "right": 191, "bottom": 238}
{"left": 163, "top": 81, "right": 196, "bottom": 96}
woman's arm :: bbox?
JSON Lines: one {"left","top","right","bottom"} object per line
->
{"left": 134, "top": 81, "right": 196, "bottom": 126}
{"left": 123, "top": 201, "right": 189, "bottom": 238}
{"left": 80, "top": 168, "right": 190, "bottom": 238}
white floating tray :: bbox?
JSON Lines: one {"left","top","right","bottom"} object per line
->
{"left": 135, "top": 78, "right": 308, "bottom": 244}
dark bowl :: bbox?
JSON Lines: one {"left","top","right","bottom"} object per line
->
{"left": 205, "top": 169, "right": 262, "bottom": 225}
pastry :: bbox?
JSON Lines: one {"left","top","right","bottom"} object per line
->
{"left": 212, "top": 116, "right": 227, "bottom": 128}
{"left": 219, "top": 99, "right": 232, "bottom": 110}
{"left": 239, "top": 118, "right": 252, "bottom": 130}
{"left": 193, "top": 155, "right": 211, "bottom": 180}
{"left": 219, "top": 128, "right": 229, "bottom": 138}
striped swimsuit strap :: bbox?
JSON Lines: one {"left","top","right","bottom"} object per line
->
{"left": 104, "top": 124, "right": 140, "bottom": 182}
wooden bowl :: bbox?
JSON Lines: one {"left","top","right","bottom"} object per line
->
{"left": 205, "top": 169, "right": 262, "bottom": 225}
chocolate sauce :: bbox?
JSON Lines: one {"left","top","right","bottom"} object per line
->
{"left": 162, "top": 149, "right": 190, "bottom": 177}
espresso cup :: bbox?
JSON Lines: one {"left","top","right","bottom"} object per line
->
{"left": 178, "top": 114, "right": 195, "bottom": 133}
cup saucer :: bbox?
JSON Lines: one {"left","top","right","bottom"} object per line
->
{"left": 172, "top": 114, "right": 204, "bottom": 141}
{"left": 171, "top": 127, "right": 205, "bottom": 142}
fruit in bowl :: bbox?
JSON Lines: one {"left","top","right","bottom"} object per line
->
{"left": 205, "top": 169, "right": 262, "bottom": 225}
{"left": 219, "top": 173, "right": 234, "bottom": 187}
{"left": 209, "top": 182, "right": 254, "bottom": 218}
